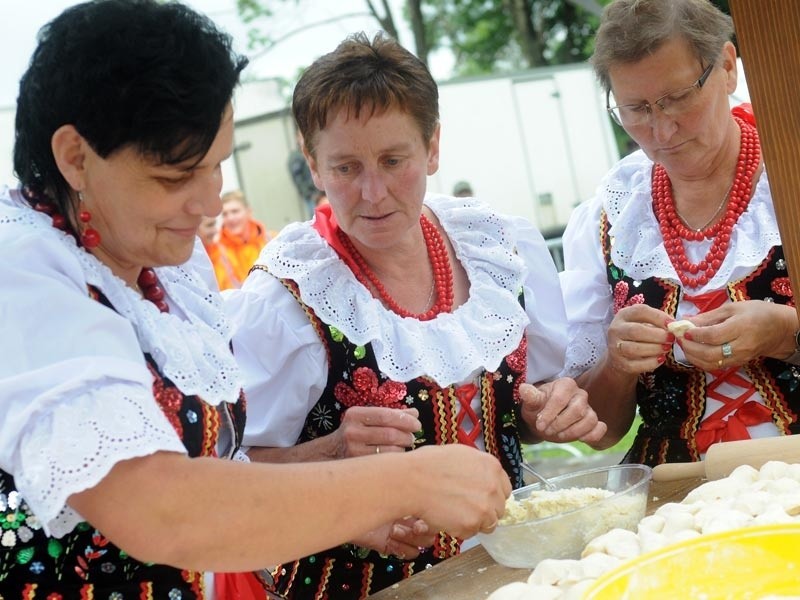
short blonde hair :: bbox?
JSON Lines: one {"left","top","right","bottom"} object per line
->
{"left": 221, "top": 189, "right": 248, "bottom": 206}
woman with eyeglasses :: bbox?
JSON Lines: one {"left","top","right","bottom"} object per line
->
{"left": 559, "top": 0, "right": 800, "bottom": 468}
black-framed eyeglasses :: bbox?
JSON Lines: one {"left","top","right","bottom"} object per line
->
{"left": 606, "top": 62, "right": 715, "bottom": 127}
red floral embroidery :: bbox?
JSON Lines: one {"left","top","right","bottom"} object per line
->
{"left": 505, "top": 337, "right": 527, "bottom": 373}
{"left": 613, "top": 281, "right": 644, "bottom": 314}
{"left": 772, "top": 277, "right": 794, "bottom": 299}
{"left": 334, "top": 367, "right": 407, "bottom": 409}
{"left": 148, "top": 363, "right": 184, "bottom": 437}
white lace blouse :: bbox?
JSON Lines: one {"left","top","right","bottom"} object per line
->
{"left": 0, "top": 186, "right": 242, "bottom": 537}
{"left": 226, "top": 195, "right": 569, "bottom": 448}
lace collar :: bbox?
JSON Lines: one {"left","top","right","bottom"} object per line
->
{"left": 261, "top": 195, "right": 530, "bottom": 386}
{"left": 2, "top": 187, "right": 241, "bottom": 404}
{"left": 602, "top": 150, "right": 780, "bottom": 288}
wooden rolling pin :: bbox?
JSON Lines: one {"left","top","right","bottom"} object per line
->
{"left": 652, "top": 434, "right": 800, "bottom": 481}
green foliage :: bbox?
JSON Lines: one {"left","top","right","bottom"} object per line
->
{"left": 234, "top": 0, "right": 733, "bottom": 78}
{"left": 424, "top": 0, "right": 608, "bottom": 76}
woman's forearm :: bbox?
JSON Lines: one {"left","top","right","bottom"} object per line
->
{"left": 575, "top": 353, "right": 639, "bottom": 448}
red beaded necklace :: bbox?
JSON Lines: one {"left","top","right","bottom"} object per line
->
{"left": 137, "top": 267, "right": 170, "bottom": 313}
{"left": 337, "top": 214, "right": 454, "bottom": 320}
{"left": 25, "top": 186, "right": 169, "bottom": 313}
{"left": 652, "top": 117, "right": 760, "bottom": 288}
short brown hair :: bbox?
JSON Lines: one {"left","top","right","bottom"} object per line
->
{"left": 591, "top": 0, "right": 734, "bottom": 93}
{"left": 292, "top": 31, "right": 439, "bottom": 157}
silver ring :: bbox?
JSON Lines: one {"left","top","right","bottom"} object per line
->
{"left": 721, "top": 342, "right": 733, "bottom": 358}
{"left": 375, "top": 446, "right": 380, "bottom": 454}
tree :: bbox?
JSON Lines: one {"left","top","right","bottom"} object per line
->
{"left": 235, "top": 0, "right": 405, "bottom": 61}
{"left": 235, "top": 0, "right": 733, "bottom": 78}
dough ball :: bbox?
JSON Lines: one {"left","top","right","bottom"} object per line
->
{"left": 784, "top": 462, "right": 800, "bottom": 482}
{"left": 758, "top": 461, "right": 792, "bottom": 481}
{"left": 638, "top": 528, "right": 668, "bottom": 554}
{"left": 561, "top": 579, "right": 595, "bottom": 600}
{"left": 667, "top": 528, "right": 701, "bottom": 544}
{"left": 529, "top": 559, "right": 582, "bottom": 586}
{"left": 753, "top": 504, "right": 795, "bottom": 526}
{"left": 525, "top": 584, "right": 563, "bottom": 599}
{"left": 776, "top": 491, "right": 800, "bottom": 516}
{"left": 581, "top": 528, "right": 640, "bottom": 560}
{"left": 728, "top": 464, "right": 760, "bottom": 485}
{"left": 754, "top": 477, "right": 800, "bottom": 496}
{"left": 637, "top": 514, "right": 665, "bottom": 534}
{"left": 695, "top": 507, "right": 752, "bottom": 535}
{"left": 578, "top": 552, "right": 622, "bottom": 579}
{"left": 731, "top": 490, "right": 771, "bottom": 516}
{"left": 685, "top": 477, "right": 747, "bottom": 503}
{"left": 661, "top": 509, "right": 697, "bottom": 537}
{"left": 487, "top": 582, "right": 538, "bottom": 600}
{"left": 667, "top": 319, "right": 696, "bottom": 338}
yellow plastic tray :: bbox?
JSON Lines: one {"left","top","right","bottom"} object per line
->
{"left": 584, "top": 524, "right": 800, "bottom": 599}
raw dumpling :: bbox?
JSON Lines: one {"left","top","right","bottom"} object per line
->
{"left": 667, "top": 319, "right": 696, "bottom": 338}
{"left": 487, "top": 582, "right": 538, "bottom": 600}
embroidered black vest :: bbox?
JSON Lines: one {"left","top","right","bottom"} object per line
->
{"left": 267, "top": 276, "right": 527, "bottom": 600}
{"left": 601, "top": 211, "right": 800, "bottom": 466}
{"left": 0, "top": 287, "right": 246, "bottom": 599}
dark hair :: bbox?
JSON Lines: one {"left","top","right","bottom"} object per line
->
{"left": 591, "top": 0, "right": 733, "bottom": 93}
{"left": 14, "top": 0, "right": 248, "bottom": 214}
{"left": 292, "top": 31, "right": 439, "bottom": 157}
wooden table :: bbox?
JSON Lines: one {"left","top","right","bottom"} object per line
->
{"left": 367, "top": 478, "right": 703, "bottom": 600}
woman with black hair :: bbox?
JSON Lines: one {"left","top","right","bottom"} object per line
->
{"left": 0, "top": 2, "right": 511, "bottom": 597}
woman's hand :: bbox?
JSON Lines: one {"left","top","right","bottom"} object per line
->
{"left": 677, "top": 300, "right": 797, "bottom": 371}
{"left": 608, "top": 304, "right": 675, "bottom": 375}
{"left": 334, "top": 406, "right": 420, "bottom": 458}
{"left": 407, "top": 444, "right": 511, "bottom": 538}
{"left": 351, "top": 517, "right": 434, "bottom": 560}
{"left": 519, "top": 379, "right": 606, "bottom": 445}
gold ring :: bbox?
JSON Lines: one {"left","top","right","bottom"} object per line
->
{"left": 375, "top": 446, "right": 381, "bottom": 454}
{"left": 482, "top": 519, "right": 498, "bottom": 533}
{"left": 717, "top": 359, "right": 724, "bottom": 368}
{"left": 616, "top": 340, "right": 623, "bottom": 351}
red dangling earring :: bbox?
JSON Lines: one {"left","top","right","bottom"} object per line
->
{"left": 77, "top": 191, "right": 101, "bottom": 248}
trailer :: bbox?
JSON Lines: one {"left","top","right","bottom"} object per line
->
{"left": 429, "top": 63, "right": 620, "bottom": 230}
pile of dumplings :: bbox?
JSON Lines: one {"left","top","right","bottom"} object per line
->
{"left": 487, "top": 461, "right": 800, "bottom": 600}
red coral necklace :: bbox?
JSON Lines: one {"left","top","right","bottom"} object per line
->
{"left": 337, "top": 214, "right": 454, "bottom": 320}
{"left": 652, "top": 116, "right": 760, "bottom": 288}
{"left": 25, "top": 186, "right": 169, "bottom": 312}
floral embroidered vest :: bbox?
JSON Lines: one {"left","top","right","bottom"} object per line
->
{"left": 0, "top": 287, "right": 246, "bottom": 599}
{"left": 268, "top": 277, "right": 527, "bottom": 600}
{"left": 601, "top": 211, "right": 800, "bottom": 466}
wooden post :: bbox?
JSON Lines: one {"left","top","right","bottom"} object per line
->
{"left": 729, "top": 1, "right": 800, "bottom": 322}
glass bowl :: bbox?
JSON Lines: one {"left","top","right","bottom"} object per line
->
{"left": 478, "top": 463, "right": 652, "bottom": 569}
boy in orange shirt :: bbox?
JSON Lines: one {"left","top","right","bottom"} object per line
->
{"left": 198, "top": 215, "right": 242, "bottom": 290}
{"left": 218, "top": 190, "right": 276, "bottom": 282}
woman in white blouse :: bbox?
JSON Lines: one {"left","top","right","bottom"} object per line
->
{"left": 560, "top": 0, "right": 800, "bottom": 467}
{"left": 0, "top": 3, "right": 513, "bottom": 598}
{"left": 225, "top": 31, "right": 606, "bottom": 600}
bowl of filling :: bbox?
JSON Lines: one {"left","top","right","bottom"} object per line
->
{"left": 478, "top": 463, "right": 652, "bottom": 569}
